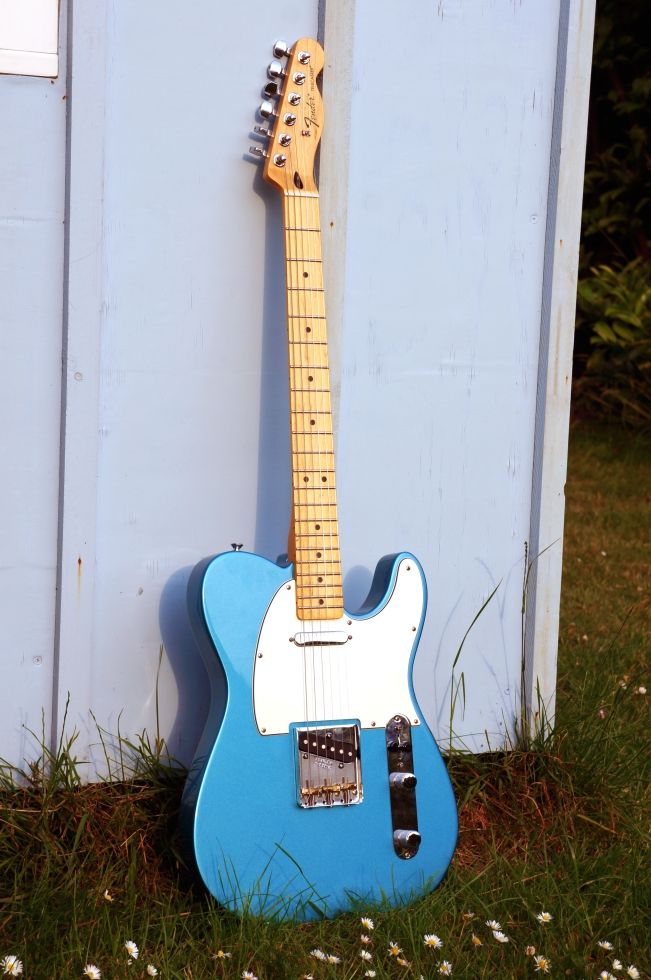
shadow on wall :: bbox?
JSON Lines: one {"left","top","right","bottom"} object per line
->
{"left": 158, "top": 566, "right": 210, "bottom": 768}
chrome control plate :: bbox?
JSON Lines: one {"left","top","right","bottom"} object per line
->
{"left": 386, "top": 713, "right": 421, "bottom": 858}
{"left": 294, "top": 723, "right": 363, "bottom": 808}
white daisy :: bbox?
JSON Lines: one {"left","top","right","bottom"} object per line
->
{"left": 0, "top": 958, "right": 23, "bottom": 977}
{"left": 388, "top": 942, "right": 402, "bottom": 957}
{"left": 525, "top": 946, "right": 536, "bottom": 956}
{"left": 485, "top": 919, "right": 502, "bottom": 930}
{"left": 471, "top": 933, "right": 482, "bottom": 947}
{"left": 462, "top": 911, "right": 475, "bottom": 921}
{"left": 146, "top": 968, "right": 158, "bottom": 977}
{"left": 82, "top": 968, "right": 101, "bottom": 980}
{"left": 599, "top": 972, "right": 615, "bottom": 980}
{"left": 102, "top": 889, "right": 113, "bottom": 902}
{"left": 241, "top": 972, "right": 258, "bottom": 980}
{"left": 396, "top": 957, "right": 411, "bottom": 967}
{"left": 326, "top": 954, "right": 341, "bottom": 964}
{"left": 534, "top": 955, "right": 551, "bottom": 973}
{"left": 424, "top": 934, "right": 443, "bottom": 949}
{"left": 361, "top": 916, "right": 375, "bottom": 931}
{"left": 124, "top": 941, "right": 139, "bottom": 960}
{"left": 212, "top": 950, "right": 232, "bottom": 959}
{"left": 492, "top": 930, "right": 509, "bottom": 943}
{"left": 438, "top": 962, "right": 453, "bottom": 976}
{"left": 598, "top": 941, "right": 615, "bottom": 951}
{"left": 364, "top": 973, "right": 376, "bottom": 979}
{"left": 310, "top": 949, "right": 327, "bottom": 962}
{"left": 536, "top": 911, "right": 553, "bottom": 924}
{"left": 612, "top": 961, "right": 623, "bottom": 972}
{"left": 360, "top": 949, "right": 372, "bottom": 961}
{"left": 626, "top": 968, "right": 640, "bottom": 979}
{"left": 360, "top": 934, "right": 372, "bottom": 945}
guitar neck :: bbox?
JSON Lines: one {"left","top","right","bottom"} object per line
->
{"left": 282, "top": 189, "right": 343, "bottom": 621}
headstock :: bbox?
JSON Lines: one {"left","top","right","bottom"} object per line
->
{"left": 249, "top": 38, "right": 324, "bottom": 194}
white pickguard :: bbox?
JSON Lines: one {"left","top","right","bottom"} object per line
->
{"left": 253, "top": 558, "right": 424, "bottom": 734}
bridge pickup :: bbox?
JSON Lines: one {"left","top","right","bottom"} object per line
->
{"left": 293, "top": 722, "right": 363, "bottom": 808}
{"left": 292, "top": 630, "right": 351, "bottom": 646}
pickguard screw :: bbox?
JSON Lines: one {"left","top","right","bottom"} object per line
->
{"left": 286, "top": 584, "right": 291, "bottom": 590}
{"left": 347, "top": 619, "right": 352, "bottom": 625}
{"left": 257, "top": 652, "right": 263, "bottom": 658}
{"left": 413, "top": 718, "right": 419, "bottom": 725}
{"left": 261, "top": 727, "right": 266, "bottom": 733}
{"left": 371, "top": 721, "right": 376, "bottom": 727}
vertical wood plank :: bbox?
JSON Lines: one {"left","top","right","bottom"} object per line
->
{"left": 526, "top": 0, "right": 597, "bottom": 729}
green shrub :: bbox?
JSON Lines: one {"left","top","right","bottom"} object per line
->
{"left": 574, "top": 259, "right": 651, "bottom": 428}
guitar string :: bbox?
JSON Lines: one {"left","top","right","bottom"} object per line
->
{"left": 291, "top": 181, "right": 332, "bottom": 794}
{"left": 288, "top": 185, "right": 319, "bottom": 793}
{"left": 287, "top": 188, "right": 314, "bottom": 794}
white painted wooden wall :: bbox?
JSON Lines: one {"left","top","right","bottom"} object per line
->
{"left": 0, "top": 0, "right": 595, "bottom": 772}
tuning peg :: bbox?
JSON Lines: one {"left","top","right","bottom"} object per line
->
{"left": 273, "top": 39, "right": 290, "bottom": 58}
{"left": 259, "top": 100, "right": 275, "bottom": 120}
{"left": 253, "top": 125, "right": 271, "bottom": 139}
{"left": 263, "top": 81, "right": 279, "bottom": 99}
{"left": 267, "top": 60, "right": 285, "bottom": 81}
{"left": 249, "top": 146, "right": 266, "bottom": 159}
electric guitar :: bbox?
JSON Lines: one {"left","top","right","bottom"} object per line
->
{"left": 180, "top": 37, "right": 457, "bottom": 920}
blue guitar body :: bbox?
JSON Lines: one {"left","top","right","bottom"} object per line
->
{"left": 180, "top": 549, "right": 457, "bottom": 921}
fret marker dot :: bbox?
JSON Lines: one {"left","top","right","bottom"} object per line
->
{"left": 319, "top": 599, "right": 324, "bottom": 605}
{"left": 308, "top": 375, "right": 313, "bottom": 381}
{"left": 316, "top": 552, "right": 322, "bottom": 558}
{"left": 315, "top": 524, "right": 320, "bottom": 530}
{"left": 303, "top": 476, "right": 309, "bottom": 482}
{"left": 310, "top": 419, "right": 315, "bottom": 425}
{"left": 321, "top": 476, "right": 327, "bottom": 482}
{"left": 317, "top": 576, "right": 323, "bottom": 582}
{"left": 306, "top": 326, "right": 311, "bottom": 333}
{"left": 303, "top": 271, "right": 309, "bottom": 278}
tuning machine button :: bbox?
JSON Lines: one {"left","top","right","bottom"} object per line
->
{"left": 267, "top": 60, "right": 285, "bottom": 80}
{"left": 259, "top": 100, "right": 275, "bottom": 120}
{"left": 248, "top": 146, "right": 266, "bottom": 159}
{"left": 253, "top": 125, "right": 270, "bottom": 139}
{"left": 263, "top": 81, "right": 279, "bottom": 99}
{"left": 273, "top": 39, "right": 290, "bottom": 59}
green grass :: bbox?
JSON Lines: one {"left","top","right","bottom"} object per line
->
{"left": 0, "top": 424, "right": 649, "bottom": 979}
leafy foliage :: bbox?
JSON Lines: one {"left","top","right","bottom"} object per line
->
{"left": 573, "top": 2, "right": 651, "bottom": 426}
{"left": 574, "top": 260, "right": 651, "bottom": 427}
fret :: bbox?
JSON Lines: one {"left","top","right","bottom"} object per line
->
{"left": 296, "top": 521, "right": 338, "bottom": 527}
{"left": 287, "top": 316, "right": 327, "bottom": 321}
{"left": 285, "top": 226, "right": 321, "bottom": 232}
{"left": 287, "top": 257, "right": 322, "bottom": 263}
